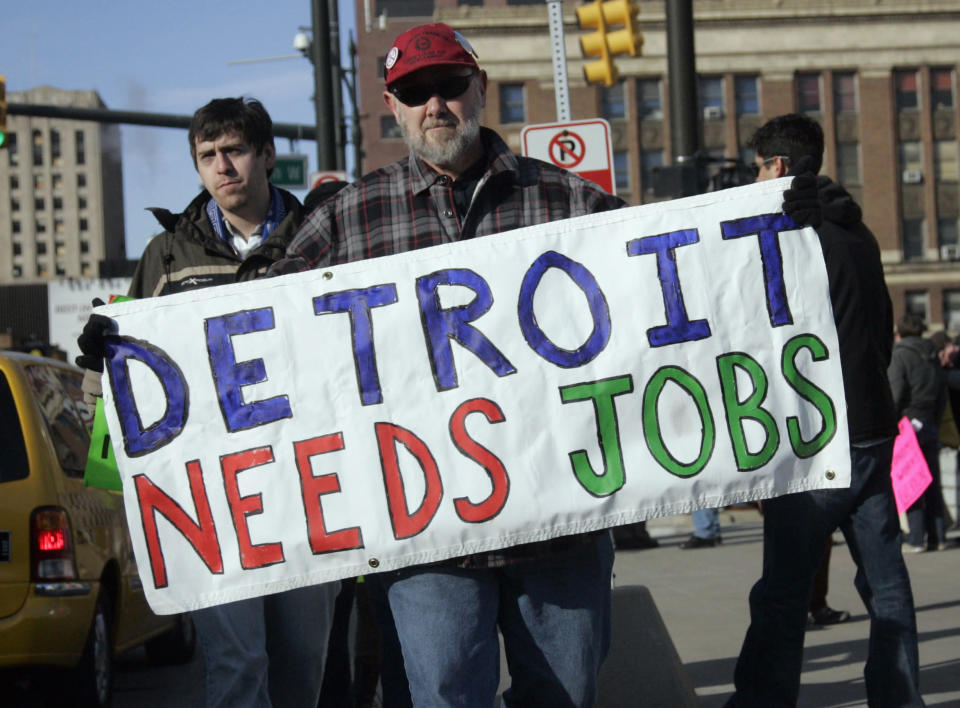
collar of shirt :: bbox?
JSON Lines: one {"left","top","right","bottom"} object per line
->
{"left": 205, "top": 184, "right": 287, "bottom": 258}
{"left": 223, "top": 218, "right": 264, "bottom": 259}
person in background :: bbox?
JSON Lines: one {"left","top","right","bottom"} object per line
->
{"left": 77, "top": 97, "right": 338, "bottom": 708}
{"left": 268, "top": 22, "right": 624, "bottom": 707}
{"left": 681, "top": 508, "right": 722, "bottom": 549}
{"left": 889, "top": 313, "right": 947, "bottom": 553}
{"left": 726, "top": 113, "right": 923, "bottom": 707}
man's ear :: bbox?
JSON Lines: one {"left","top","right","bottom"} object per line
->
{"left": 383, "top": 91, "right": 399, "bottom": 118}
{"left": 776, "top": 156, "right": 789, "bottom": 178}
{"left": 263, "top": 142, "right": 276, "bottom": 173}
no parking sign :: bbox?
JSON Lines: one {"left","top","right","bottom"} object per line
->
{"left": 521, "top": 119, "right": 616, "bottom": 194}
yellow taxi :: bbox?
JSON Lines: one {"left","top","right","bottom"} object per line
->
{"left": 0, "top": 351, "right": 194, "bottom": 707}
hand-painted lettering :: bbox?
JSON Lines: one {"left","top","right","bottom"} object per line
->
{"left": 449, "top": 398, "right": 510, "bottom": 522}
{"left": 376, "top": 422, "right": 443, "bottom": 539}
{"left": 416, "top": 269, "right": 516, "bottom": 391}
{"left": 221, "top": 447, "right": 284, "bottom": 569}
{"left": 627, "top": 229, "right": 711, "bottom": 348}
{"left": 106, "top": 337, "right": 189, "bottom": 457}
{"left": 518, "top": 250, "right": 611, "bottom": 367}
{"left": 720, "top": 213, "right": 797, "bottom": 327}
{"left": 295, "top": 433, "right": 364, "bottom": 553}
{"left": 559, "top": 375, "right": 634, "bottom": 496}
{"left": 205, "top": 308, "right": 292, "bottom": 432}
{"left": 643, "top": 366, "right": 715, "bottom": 477}
{"left": 314, "top": 285, "right": 399, "bottom": 406}
{"left": 134, "top": 460, "right": 223, "bottom": 589}
{"left": 781, "top": 334, "right": 837, "bottom": 458}
{"left": 716, "top": 352, "right": 779, "bottom": 471}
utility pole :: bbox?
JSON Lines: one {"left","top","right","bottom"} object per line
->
{"left": 311, "top": 0, "right": 337, "bottom": 170}
{"left": 329, "top": 0, "right": 346, "bottom": 171}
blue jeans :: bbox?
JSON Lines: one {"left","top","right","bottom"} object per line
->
{"left": 693, "top": 507, "right": 721, "bottom": 539}
{"left": 379, "top": 532, "right": 614, "bottom": 708}
{"left": 727, "top": 441, "right": 923, "bottom": 708}
{"left": 193, "top": 581, "right": 339, "bottom": 708}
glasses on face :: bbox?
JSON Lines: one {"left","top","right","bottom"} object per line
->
{"left": 750, "top": 155, "right": 790, "bottom": 178}
{"left": 389, "top": 73, "right": 475, "bottom": 107}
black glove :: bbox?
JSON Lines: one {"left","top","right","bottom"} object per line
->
{"left": 781, "top": 155, "right": 822, "bottom": 228}
{"left": 75, "top": 298, "right": 114, "bottom": 373}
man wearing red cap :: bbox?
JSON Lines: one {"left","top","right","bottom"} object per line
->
{"left": 270, "top": 22, "right": 625, "bottom": 708}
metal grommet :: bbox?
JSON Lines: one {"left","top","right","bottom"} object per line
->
{"left": 322, "top": 271, "right": 333, "bottom": 280}
{"left": 825, "top": 470, "right": 836, "bottom": 481}
{"left": 368, "top": 558, "right": 380, "bottom": 568}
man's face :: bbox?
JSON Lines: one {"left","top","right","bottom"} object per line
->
{"left": 753, "top": 154, "right": 786, "bottom": 183}
{"left": 383, "top": 67, "right": 486, "bottom": 170}
{"left": 194, "top": 131, "right": 275, "bottom": 214}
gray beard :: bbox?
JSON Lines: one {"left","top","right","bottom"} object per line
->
{"left": 400, "top": 107, "right": 482, "bottom": 169}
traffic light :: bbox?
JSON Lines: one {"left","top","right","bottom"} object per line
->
{"left": 576, "top": 0, "right": 643, "bottom": 87}
{"left": 0, "top": 75, "right": 7, "bottom": 149}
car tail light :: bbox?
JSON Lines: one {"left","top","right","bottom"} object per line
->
{"left": 30, "top": 507, "right": 77, "bottom": 581}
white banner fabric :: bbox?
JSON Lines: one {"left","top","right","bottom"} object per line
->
{"left": 98, "top": 179, "right": 850, "bottom": 614}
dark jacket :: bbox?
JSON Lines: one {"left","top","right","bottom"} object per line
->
{"left": 814, "top": 178, "right": 899, "bottom": 444}
{"left": 128, "top": 187, "right": 303, "bottom": 299}
{"left": 888, "top": 335, "right": 947, "bottom": 429}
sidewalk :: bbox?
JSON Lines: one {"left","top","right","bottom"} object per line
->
{"left": 611, "top": 508, "right": 960, "bottom": 707}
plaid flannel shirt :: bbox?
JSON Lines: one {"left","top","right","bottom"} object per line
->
{"left": 269, "top": 128, "right": 626, "bottom": 567}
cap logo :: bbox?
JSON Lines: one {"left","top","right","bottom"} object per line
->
{"left": 414, "top": 36, "right": 432, "bottom": 51}
{"left": 385, "top": 46, "right": 399, "bottom": 70}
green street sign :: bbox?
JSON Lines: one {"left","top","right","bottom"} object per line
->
{"left": 271, "top": 154, "right": 309, "bottom": 190}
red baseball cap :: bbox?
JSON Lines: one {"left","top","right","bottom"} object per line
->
{"left": 384, "top": 23, "right": 479, "bottom": 87}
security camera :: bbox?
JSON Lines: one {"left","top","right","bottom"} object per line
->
{"left": 293, "top": 31, "right": 311, "bottom": 53}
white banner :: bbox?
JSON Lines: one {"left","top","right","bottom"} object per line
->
{"left": 48, "top": 278, "right": 132, "bottom": 362}
{"left": 98, "top": 179, "right": 850, "bottom": 614}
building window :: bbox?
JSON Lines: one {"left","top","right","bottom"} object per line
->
{"left": 899, "top": 141, "right": 923, "bottom": 174}
{"left": 380, "top": 115, "right": 402, "bottom": 140}
{"left": 12, "top": 242, "right": 22, "bottom": 256}
{"left": 52, "top": 174, "right": 62, "bottom": 190}
{"left": 37, "top": 241, "right": 47, "bottom": 255}
{"left": 734, "top": 76, "right": 759, "bottom": 116}
{"left": 905, "top": 290, "right": 929, "bottom": 324}
{"left": 640, "top": 149, "right": 664, "bottom": 192}
{"left": 12, "top": 265, "right": 22, "bottom": 278}
{"left": 636, "top": 78, "right": 662, "bottom": 120}
{"left": 836, "top": 142, "right": 861, "bottom": 185}
{"left": 36, "top": 219, "right": 47, "bottom": 234}
{"left": 931, "top": 68, "right": 954, "bottom": 110}
{"left": 934, "top": 140, "right": 959, "bottom": 182}
{"left": 458, "top": 0, "right": 482, "bottom": 5}
{"left": 55, "top": 263, "right": 66, "bottom": 276}
{"left": 50, "top": 130, "right": 62, "bottom": 166}
{"left": 833, "top": 72, "right": 857, "bottom": 113}
{"left": 938, "top": 218, "right": 959, "bottom": 249}
{"left": 12, "top": 221, "right": 20, "bottom": 234}
{"left": 375, "top": 0, "right": 434, "bottom": 18}
{"left": 7, "top": 133, "right": 18, "bottom": 166}
{"left": 796, "top": 73, "right": 821, "bottom": 113}
{"left": 10, "top": 175, "right": 18, "bottom": 190}
{"left": 944, "top": 290, "right": 960, "bottom": 334}
{"left": 78, "top": 196, "right": 87, "bottom": 210}
{"left": 54, "top": 219, "right": 64, "bottom": 235}
{"left": 77, "top": 173, "right": 87, "bottom": 188}
{"left": 53, "top": 196, "right": 63, "bottom": 210}
{"left": 601, "top": 84, "right": 626, "bottom": 120}
{"left": 32, "top": 130, "right": 44, "bottom": 167}
{"left": 34, "top": 197, "right": 45, "bottom": 211}
{"left": 36, "top": 263, "right": 48, "bottom": 278}
{"left": 33, "top": 174, "right": 45, "bottom": 190}
{"left": 11, "top": 197, "right": 19, "bottom": 212}
{"left": 613, "top": 150, "right": 629, "bottom": 191}
{"left": 902, "top": 219, "right": 925, "bottom": 261}
{"left": 75, "top": 131, "right": 86, "bottom": 165}
{"left": 895, "top": 70, "right": 919, "bottom": 111}
{"left": 698, "top": 76, "right": 724, "bottom": 116}
{"left": 81, "top": 262, "right": 92, "bottom": 277}
{"left": 80, "top": 240, "right": 90, "bottom": 254}
{"left": 499, "top": 84, "right": 525, "bottom": 124}
{"left": 80, "top": 218, "right": 89, "bottom": 232}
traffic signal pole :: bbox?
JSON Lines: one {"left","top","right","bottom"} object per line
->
{"left": 665, "top": 0, "right": 701, "bottom": 195}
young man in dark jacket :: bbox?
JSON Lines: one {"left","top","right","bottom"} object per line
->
{"left": 78, "top": 98, "right": 337, "bottom": 708}
{"left": 726, "top": 113, "right": 924, "bottom": 707}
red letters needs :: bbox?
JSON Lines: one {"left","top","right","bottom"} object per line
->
{"left": 295, "top": 433, "right": 363, "bottom": 554}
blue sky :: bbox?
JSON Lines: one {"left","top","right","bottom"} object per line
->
{"left": 6, "top": 0, "right": 355, "bottom": 259}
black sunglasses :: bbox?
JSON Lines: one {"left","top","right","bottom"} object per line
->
{"left": 389, "top": 73, "right": 475, "bottom": 107}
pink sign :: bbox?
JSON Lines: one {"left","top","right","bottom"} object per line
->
{"left": 890, "top": 417, "right": 933, "bottom": 515}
